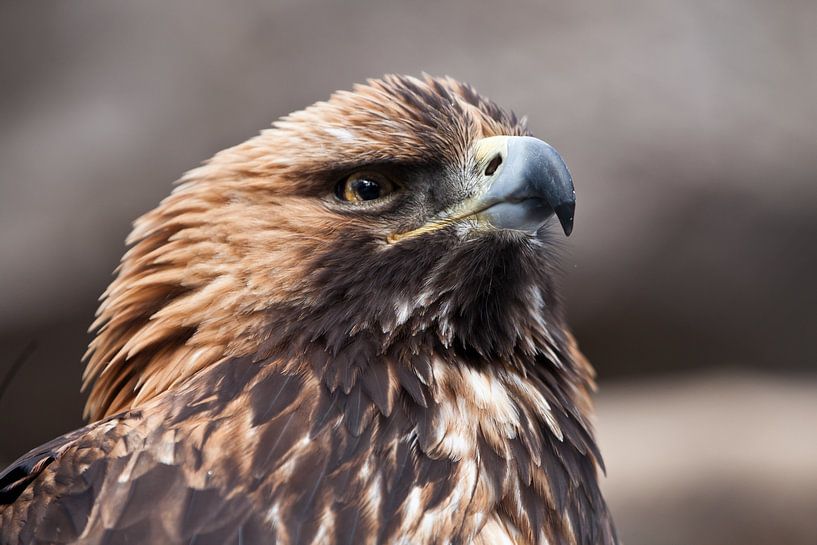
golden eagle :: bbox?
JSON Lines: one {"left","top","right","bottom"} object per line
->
{"left": 0, "top": 75, "right": 616, "bottom": 545}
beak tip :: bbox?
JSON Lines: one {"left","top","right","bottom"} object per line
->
{"left": 554, "top": 202, "right": 575, "bottom": 236}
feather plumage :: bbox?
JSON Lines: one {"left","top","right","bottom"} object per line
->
{"left": 1, "top": 75, "right": 616, "bottom": 545}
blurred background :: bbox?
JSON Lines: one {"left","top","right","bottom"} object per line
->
{"left": 1, "top": 1, "right": 815, "bottom": 543}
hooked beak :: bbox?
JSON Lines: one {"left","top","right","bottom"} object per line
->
{"left": 473, "top": 135, "right": 575, "bottom": 236}
{"left": 387, "top": 135, "right": 576, "bottom": 243}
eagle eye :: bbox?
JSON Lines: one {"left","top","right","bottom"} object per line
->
{"left": 336, "top": 172, "right": 394, "bottom": 202}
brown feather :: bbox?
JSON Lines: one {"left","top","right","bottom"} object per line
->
{"left": 1, "top": 75, "right": 616, "bottom": 545}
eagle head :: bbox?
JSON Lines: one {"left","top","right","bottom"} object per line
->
{"left": 73, "top": 75, "right": 614, "bottom": 545}
{"left": 84, "top": 74, "right": 583, "bottom": 421}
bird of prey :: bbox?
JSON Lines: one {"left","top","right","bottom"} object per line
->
{"left": 0, "top": 75, "right": 617, "bottom": 545}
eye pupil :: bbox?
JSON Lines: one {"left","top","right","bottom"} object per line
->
{"left": 336, "top": 171, "right": 394, "bottom": 202}
{"left": 353, "top": 178, "right": 381, "bottom": 200}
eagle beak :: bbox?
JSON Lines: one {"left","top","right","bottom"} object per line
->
{"left": 472, "top": 135, "right": 576, "bottom": 236}
{"left": 387, "top": 135, "right": 575, "bottom": 243}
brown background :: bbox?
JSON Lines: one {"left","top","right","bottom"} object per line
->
{"left": 1, "top": 2, "right": 815, "bottom": 544}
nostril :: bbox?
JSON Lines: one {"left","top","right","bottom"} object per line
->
{"left": 484, "top": 154, "right": 502, "bottom": 176}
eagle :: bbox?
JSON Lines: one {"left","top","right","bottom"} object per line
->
{"left": 0, "top": 75, "right": 617, "bottom": 545}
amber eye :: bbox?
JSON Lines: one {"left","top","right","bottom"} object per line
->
{"left": 335, "top": 172, "right": 395, "bottom": 202}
